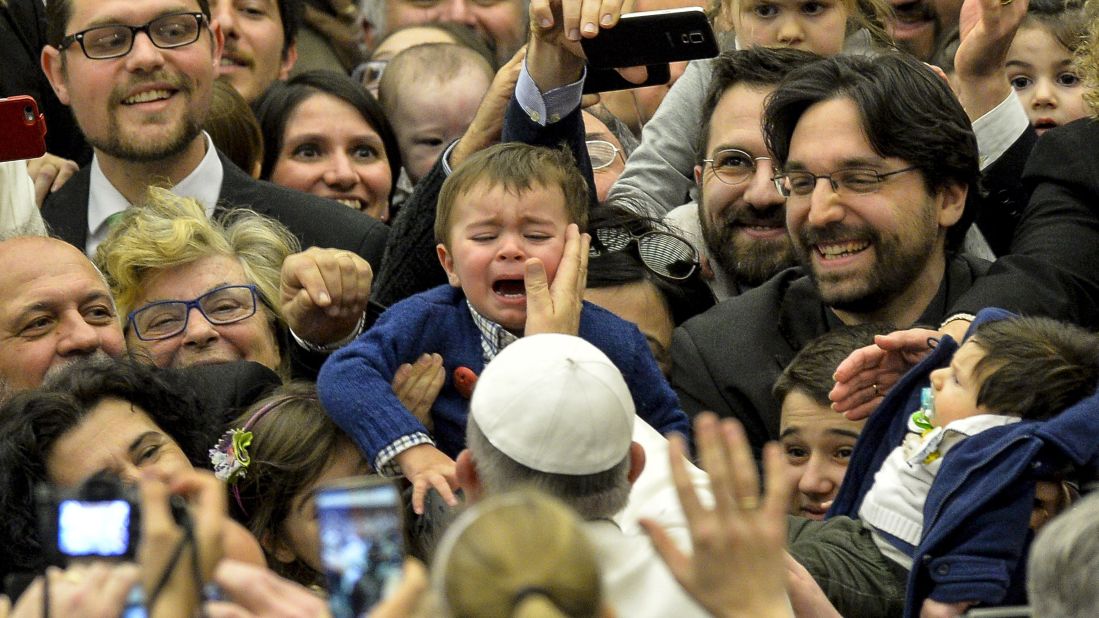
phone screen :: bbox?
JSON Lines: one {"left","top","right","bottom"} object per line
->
{"left": 57, "top": 499, "right": 132, "bottom": 557}
{"left": 316, "top": 479, "right": 403, "bottom": 618}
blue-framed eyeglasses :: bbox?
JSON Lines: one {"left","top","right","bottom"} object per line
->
{"left": 127, "top": 284, "right": 259, "bottom": 341}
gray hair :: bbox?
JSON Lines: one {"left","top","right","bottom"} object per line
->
{"left": 466, "top": 418, "right": 631, "bottom": 520}
{"left": 1028, "top": 492, "right": 1099, "bottom": 617}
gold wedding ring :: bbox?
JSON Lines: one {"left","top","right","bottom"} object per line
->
{"left": 872, "top": 383, "right": 881, "bottom": 397}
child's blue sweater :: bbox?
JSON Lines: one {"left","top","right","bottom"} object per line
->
{"left": 317, "top": 285, "right": 690, "bottom": 469}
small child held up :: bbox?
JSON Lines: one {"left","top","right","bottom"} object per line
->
{"left": 378, "top": 43, "right": 494, "bottom": 185}
{"left": 1004, "top": 0, "right": 1090, "bottom": 135}
{"left": 317, "top": 143, "right": 689, "bottom": 514}
{"left": 786, "top": 315, "right": 1099, "bottom": 617}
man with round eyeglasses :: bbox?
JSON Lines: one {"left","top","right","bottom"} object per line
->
{"left": 37, "top": 0, "right": 389, "bottom": 297}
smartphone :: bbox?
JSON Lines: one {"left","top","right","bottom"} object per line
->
{"left": 583, "top": 63, "right": 672, "bottom": 94}
{"left": 316, "top": 477, "right": 404, "bottom": 618}
{"left": 580, "top": 7, "right": 719, "bottom": 70}
{"left": 0, "top": 96, "right": 48, "bottom": 162}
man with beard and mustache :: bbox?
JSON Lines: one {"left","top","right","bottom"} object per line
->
{"left": 670, "top": 53, "right": 990, "bottom": 456}
{"left": 889, "top": 0, "right": 964, "bottom": 61}
{"left": 688, "top": 47, "right": 818, "bottom": 300}
{"left": 36, "top": 0, "right": 389, "bottom": 285}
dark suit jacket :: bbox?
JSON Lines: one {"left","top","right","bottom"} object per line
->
{"left": 670, "top": 257, "right": 991, "bottom": 454}
{"left": 950, "top": 118, "right": 1099, "bottom": 328}
{"left": 41, "top": 150, "right": 389, "bottom": 268}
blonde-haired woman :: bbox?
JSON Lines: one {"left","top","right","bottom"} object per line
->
{"left": 96, "top": 187, "right": 373, "bottom": 378}
{"left": 434, "top": 490, "right": 612, "bottom": 618}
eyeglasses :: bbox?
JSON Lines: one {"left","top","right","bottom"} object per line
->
{"left": 586, "top": 140, "right": 624, "bottom": 170}
{"left": 702, "top": 149, "right": 771, "bottom": 185}
{"left": 592, "top": 227, "right": 699, "bottom": 280}
{"left": 773, "top": 166, "right": 920, "bottom": 198}
{"left": 127, "top": 284, "right": 259, "bottom": 341}
{"left": 58, "top": 12, "right": 207, "bottom": 60}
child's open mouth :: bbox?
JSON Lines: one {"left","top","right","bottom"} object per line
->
{"left": 492, "top": 279, "right": 526, "bottom": 299}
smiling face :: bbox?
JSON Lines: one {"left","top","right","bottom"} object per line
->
{"left": 209, "top": 0, "right": 296, "bottom": 103}
{"left": 0, "top": 238, "right": 126, "bottom": 393}
{"left": 436, "top": 181, "right": 570, "bottom": 333}
{"left": 780, "top": 389, "right": 864, "bottom": 519}
{"left": 42, "top": 0, "right": 223, "bottom": 163}
{"left": 390, "top": 70, "right": 490, "bottom": 184}
{"left": 1005, "top": 25, "right": 1089, "bottom": 136}
{"left": 784, "top": 96, "right": 964, "bottom": 320}
{"left": 270, "top": 93, "right": 393, "bottom": 221}
{"left": 126, "top": 255, "right": 281, "bottom": 370}
{"left": 733, "top": 0, "right": 848, "bottom": 55}
{"left": 695, "top": 83, "right": 794, "bottom": 287}
{"left": 46, "top": 397, "right": 194, "bottom": 487}
{"left": 927, "top": 339, "right": 990, "bottom": 428}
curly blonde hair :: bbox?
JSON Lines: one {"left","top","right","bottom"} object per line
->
{"left": 95, "top": 187, "right": 299, "bottom": 334}
{"left": 1076, "top": 0, "right": 1099, "bottom": 114}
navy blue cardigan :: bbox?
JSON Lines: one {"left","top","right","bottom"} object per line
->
{"left": 831, "top": 308, "right": 1099, "bottom": 615}
{"left": 317, "top": 285, "right": 690, "bottom": 467}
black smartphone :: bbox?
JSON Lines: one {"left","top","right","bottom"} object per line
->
{"left": 316, "top": 477, "right": 404, "bottom": 618}
{"left": 580, "top": 7, "right": 719, "bottom": 70}
{"left": 583, "top": 63, "right": 672, "bottom": 94}
{"left": 0, "top": 96, "right": 48, "bottom": 162}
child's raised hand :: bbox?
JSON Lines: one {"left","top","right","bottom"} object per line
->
{"left": 395, "top": 444, "right": 460, "bottom": 515}
{"left": 524, "top": 223, "right": 590, "bottom": 336}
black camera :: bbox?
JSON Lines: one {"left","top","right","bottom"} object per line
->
{"left": 36, "top": 472, "right": 141, "bottom": 565}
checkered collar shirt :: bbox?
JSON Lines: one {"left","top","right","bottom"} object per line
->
{"left": 467, "top": 301, "right": 520, "bottom": 362}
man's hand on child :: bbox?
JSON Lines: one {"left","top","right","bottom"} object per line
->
{"left": 525, "top": 223, "right": 590, "bottom": 337}
{"left": 396, "top": 444, "right": 460, "bottom": 515}
{"left": 280, "top": 247, "right": 373, "bottom": 345}
{"left": 640, "top": 413, "right": 794, "bottom": 618}
{"left": 392, "top": 354, "right": 445, "bottom": 431}
{"left": 829, "top": 327, "right": 942, "bottom": 420}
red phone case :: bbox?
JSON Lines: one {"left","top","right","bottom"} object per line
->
{"left": 0, "top": 95, "right": 48, "bottom": 162}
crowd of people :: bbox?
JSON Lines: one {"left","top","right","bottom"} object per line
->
{"left": 2, "top": 0, "right": 1099, "bottom": 614}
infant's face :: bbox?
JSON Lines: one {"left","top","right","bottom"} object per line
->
{"left": 928, "top": 339, "right": 988, "bottom": 427}
{"left": 391, "top": 71, "right": 491, "bottom": 183}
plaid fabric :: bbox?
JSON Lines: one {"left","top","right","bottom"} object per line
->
{"left": 375, "top": 432, "right": 433, "bottom": 476}
{"left": 466, "top": 301, "right": 519, "bottom": 362}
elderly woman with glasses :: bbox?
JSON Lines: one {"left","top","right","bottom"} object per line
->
{"left": 95, "top": 188, "right": 371, "bottom": 378}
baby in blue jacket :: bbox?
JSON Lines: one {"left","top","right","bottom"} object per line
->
{"left": 318, "top": 143, "right": 689, "bottom": 513}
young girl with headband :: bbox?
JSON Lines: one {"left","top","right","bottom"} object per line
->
{"left": 211, "top": 382, "right": 375, "bottom": 587}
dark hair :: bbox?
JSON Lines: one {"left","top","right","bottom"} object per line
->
{"left": 435, "top": 143, "right": 590, "bottom": 245}
{"left": 0, "top": 358, "right": 207, "bottom": 575}
{"left": 697, "top": 47, "right": 822, "bottom": 163}
{"left": 1023, "top": 0, "right": 1087, "bottom": 52}
{"left": 226, "top": 382, "right": 357, "bottom": 586}
{"left": 763, "top": 53, "right": 980, "bottom": 252}
{"left": 586, "top": 204, "right": 715, "bottom": 326}
{"left": 47, "top": 0, "right": 212, "bottom": 48}
{"left": 275, "top": 0, "right": 303, "bottom": 56}
{"left": 773, "top": 324, "right": 890, "bottom": 405}
{"left": 971, "top": 316, "right": 1099, "bottom": 420}
{"left": 207, "top": 80, "right": 264, "bottom": 176}
{"left": 254, "top": 70, "right": 401, "bottom": 202}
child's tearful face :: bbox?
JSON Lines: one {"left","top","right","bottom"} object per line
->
{"left": 437, "top": 181, "right": 571, "bottom": 333}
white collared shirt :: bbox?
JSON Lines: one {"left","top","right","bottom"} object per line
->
{"left": 86, "top": 132, "right": 224, "bottom": 257}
